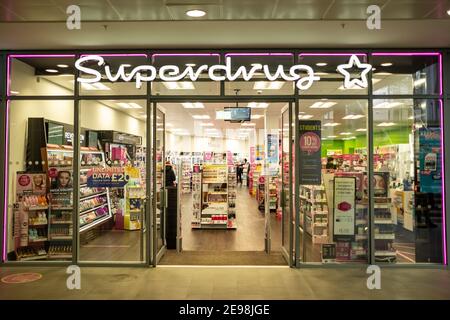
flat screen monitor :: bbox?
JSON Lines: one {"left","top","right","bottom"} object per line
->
{"left": 47, "top": 122, "right": 64, "bottom": 145}
{"left": 224, "top": 107, "right": 251, "bottom": 122}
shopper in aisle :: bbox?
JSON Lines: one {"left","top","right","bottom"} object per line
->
{"left": 236, "top": 161, "right": 243, "bottom": 185}
{"left": 243, "top": 159, "right": 250, "bottom": 187}
{"left": 165, "top": 161, "right": 177, "bottom": 187}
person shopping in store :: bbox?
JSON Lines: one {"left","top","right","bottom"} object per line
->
{"left": 165, "top": 161, "right": 177, "bottom": 187}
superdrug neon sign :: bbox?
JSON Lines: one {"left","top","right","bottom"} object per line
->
{"left": 75, "top": 54, "right": 371, "bottom": 91}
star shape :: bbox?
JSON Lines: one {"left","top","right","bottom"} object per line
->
{"left": 337, "top": 55, "right": 372, "bottom": 89}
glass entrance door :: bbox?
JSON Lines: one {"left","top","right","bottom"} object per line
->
{"left": 280, "top": 103, "right": 295, "bottom": 266}
{"left": 152, "top": 104, "right": 166, "bottom": 265}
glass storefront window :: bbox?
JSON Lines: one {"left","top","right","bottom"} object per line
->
{"left": 151, "top": 53, "right": 220, "bottom": 95}
{"left": 9, "top": 55, "right": 76, "bottom": 96}
{"left": 372, "top": 98, "right": 444, "bottom": 263}
{"left": 299, "top": 99, "right": 368, "bottom": 263}
{"left": 6, "top": 100, "right": 75, "bottom": 261}
{"left": 78, "top": 54, "right": 148, "bottom": 96}
{"left": 371, "top": 53, "right": 442, "bottom": 95}
{"left": 298, "top": 53, "right": 369, "bottom": 95}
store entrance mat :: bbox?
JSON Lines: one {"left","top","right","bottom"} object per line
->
{"left": 159, "top": 250, "right": 287, "bottom": 266}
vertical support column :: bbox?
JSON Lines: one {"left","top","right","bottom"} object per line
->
{"left": 73, "top": 54, "right": 80, "bottom": 264}
{"left": 264, "top": 109, "right": 271, "bottom": 253}
{"left": 367, "top": 52, "right": 375, "bottom": 265}
{"left": 146, "top": 98, "right": 152, "bottom": 266}
{"left": 0, "top": 53, "right": 6, "bottom": 262}
{"left": 443, "top": 50, "right": 450, "bottom": 267}
{"left": 294, "top": 98, "right": 301, "bottom": 267}
{"left": 152, "top": 102, "right": 157, "bottom": 267}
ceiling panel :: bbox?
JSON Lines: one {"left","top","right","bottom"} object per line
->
{"left": 382, "top": 0, "right": 448, "bottom": 19}
{"left": 324, "top": 0, "right": 389, "bottom": 19}
{"left": 0, "top": 2, "right": 65, "bottom": 21}
{"left": 273, "top": 0, "right": 333, "bottom": 19}
{"left": 222, "top": 0, "right": 276, "bottom": 20}
{"left": 108, "top": 0, "right": 172, "bottom": 20}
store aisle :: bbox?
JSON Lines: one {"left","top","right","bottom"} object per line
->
{"left": 180, "top": 185, "right": 282, "bottom": 251}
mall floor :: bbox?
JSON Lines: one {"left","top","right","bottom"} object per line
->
{"left": 1, "top": 266, "right": 449, "bottom": 300}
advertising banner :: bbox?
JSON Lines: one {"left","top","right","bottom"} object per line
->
{"left": 267, "top": 134, "right": 279, "bottom": 164}
{"left": 333, "top": 176, "right": 356, "bottom": 241}
{"left": 250, "top": 147, "right": 255, "bottom": 164}
{"left": 87, "top": 167, "right": 129, "bottom": 188}
{"left": 419, "top": 127, "right": 442, "bottom": 193}
{"left": 299, "top": 120, "right": 322, "bottom": 185}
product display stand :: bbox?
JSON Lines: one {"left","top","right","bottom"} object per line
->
{"left": 123, "top": 185, "right": 144, "bottom": 230}
{"left": 181, "top": 160, "right": 192, "bottom": 194}
{"left": 227, "top": 165, "right": 237, "bottom": 229}
{"left": 191, "top": 164, "right": 202, "bottom": 228}
{"left": 300, "top": 185, "right": 329, "bottom": 244}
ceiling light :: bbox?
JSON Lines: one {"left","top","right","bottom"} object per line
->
{"left": 342, "top": 136, "right": 356, "bottom": 140}
{"left": 316, "top": 62, "right": 327, "bottom": 67}
{"left": 200, "top": 122, "right": 214, "bottom": 127}
{"left": 327, "top": 135, "right": 337, "bottom": 138}
{"left": 116, "top": 102, "right": 142, "bottom": 109}
{"left": 377, "top": 122, "right": 396, "bottom": 127}
{"left": 186, "top": 9, "right": 206, "bottom": 17}
{"left": 324, "top": 122, "right": 340, "bottom": 127}
{"left": 57, "top": 64, "right": 69, "bottom": 68}
{"left": 192, "top": 115, "right": 210, "bottom": 120}
{"left": 414, "top": 78, "right": 427, "bottom": 87}
{"left": 298, "top": 115, "right": 313, "bottom": 119}
{"left": 381, "top": 62, "right": 393, "bottom": 67}
{"left": 182, "top": 102, "right": 204, "bottom": 109}
{"left": 251, "top": 114, "right": 264, "bottom": 119}
{"left": 253, "top": 81, "right": 284, "bottom": 90}
{"left": 166, "top": 123, "right": 173, "bottom": 127}
{"left": 216, "top": 111, "right": 230, "bottom": 120}
{"left": 447, "top": 9, "right": 450, "bottom": 16}
{"left": 45, "top": 69, "right": 58, "bottom": 73}
{"left": 10, "top": 90, "right": 19, "bottom": 95}
{"left": 372, "top": 67, "right": 376, "bottom": 71}
{"left": 373, "top": 102, "right": 402, "bottom": 109}
{"left": 185, "top": 63, "right": 196, "bottom": 67}
{"left": 163, "top": 81, "right": 195, "bottom": 90}
{"left": 340, "top": 132, "right": 352, "bottom": 135}
{"left": 342, "top": 114, "right": 365, "bottom": 120}
{"left": 239, "top": 128, "right": 253, "bottom": 131}
{"left": 248, "top": 102, "right": 269, "bottom": 109}
{"left": 309, "top": 101, "right": 337, "bottom": 109}
{"left": 157, "top": 128, "right": 164, "bottom": 131}
{"left": 356, "top": 128, "right": 367, "bottom": 132}
{"left": 82, "top": 82, "right": 111, "bottom": 91}
{"left": 374, "top": 72, "right": 392, "bottom": 76}
{"left": 241, "top": 123, "right": 256, "bottom": 127}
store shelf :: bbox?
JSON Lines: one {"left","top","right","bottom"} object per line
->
{"left": 49, "top": 235, "right": 72, "bottom": 240}
{"left": 79, "top": 214, "right": 111, "bottom": 233}
{"left": 313, "top": 223, "right": 328, "bottom": 227}
{"left": 374, "top": 219, "right": 393, "bottom": 224}
{"left": 51, "top": 221, "right": 72, "bottom": 224}
{"left": 375, "top": 233, "right": 395, "bottom": 240}
{"left": 80, "top": 191, "right": 107, "bottom": 200}
{"left": 51, "top": 206, "right": 73, "bottom": 210}
{"left": 28, "top": 223, "right": 48, "bottom": 227}
{"left": 47, "top": 254, "right": 72, "bottom": 259}
{"left": 80, "top": 203, "right": 108, "bottom": 216}
{"left": 19, "top": 255, "right": 49, "bottom": 261}
{"left": 26, "top": 206, "right": 49, "bottom": 211}
{"left": 29, "top": 237, "right": 48, "bottom": 243}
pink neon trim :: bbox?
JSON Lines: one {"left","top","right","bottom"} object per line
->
{"left": 225, "top": 53, "right": 293, "bottom": 57}
{"left": 299, "top": 53, "right": 367, "bottom": 57}
{"left": 80, "top": 53, "right": 147, "bottom": 57}
{"left": 440, "top": 99, "right": 447, "bottom": 265}
{"left": 8, "top": 54, "right": 75, "bottom": 58}
{"left": 153, "top": 53, "right": 220, "bottom": 57}
{"left": 2, "top": 101, "right": 9, "bottom": 262}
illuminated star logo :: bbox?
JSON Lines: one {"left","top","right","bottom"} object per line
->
{"left": 337, "top": 55, "right": 372, "bottom": 89}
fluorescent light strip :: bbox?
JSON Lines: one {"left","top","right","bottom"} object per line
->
{"left": 342, "top": 114, "right": 365, "bottom": 120}
{"left": 356, "top": 128, "right": 367, "bottom": 132}
{"left": 298, "top": 115, "right": 313, "bottom": 119}
{"left": 377, "top": 122, "right": 396, "bottom": 127}
{"left": 309, "top": 101, "right": 337, "bottom": 109}
{"left": 253, "top": 81, "right": 284, "bottom": 90}
{"left": 248, "top": 102, "right": 269, "bottom": 109}
{"left": 324, "top": 122, "right": 340, "bottom": 127}
{"left": 200, "top": 122, "right": 214, "bottom": 126}
{"left": 163, "top": 81, "right": 195, "bottom": 90}
{"left": 373, "top": 102, "right": 402, "bottom": 109}
{"left": 192, "top": 115, "right": 210, "bottom": 120}
{"left": 182, "top": 102, "right": 204, "bottom": 109}
{"left": 251, "top": 114, "right": 264, "bottom": 119}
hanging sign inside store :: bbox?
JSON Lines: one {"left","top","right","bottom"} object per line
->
{"left": 333, "top": 176, "right": 356, "bottom": 241}
{"left": 299, "top": 120, "right": 321, "bottom": 185}
{"left": 419, "top": 127, "right": 442, "bottom": 193}
{"left": 75, "top": 55, "right": 371, "bottom": 91}
{"left": 87, "top": 167, "right": 129, "bottom": 188}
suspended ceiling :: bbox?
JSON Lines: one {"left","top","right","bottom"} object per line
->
{"left": 0, "top": 0, "right": 450, "bottom": 49}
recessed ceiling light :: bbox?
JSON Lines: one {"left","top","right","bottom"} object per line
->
{"left": 157, "top": 128, "right": 164, "bottom": 131}
{"left": 200, "top": 122, "right": 214, "bottom": 127}
{"left": 185, "top": 63, "right": 196, "bottom": 67}
{"left": 356, "top": 128, "right": 367, "bottom": 132}
{"left": 377, "top": 122, "right": 396, "bottom": 127}
{"left": 163, "top": 81, "right": 195, "bottom": 90}
{"left": 342, "top": 114, "right": 365, "bottom": 120}
{"left": 327, "top": 135, "right": 337, "bottom": 138}
{"left": 57, "top": 64, "right": 69, "bottom": 68}
{"left": 298, "top": 114, "right": 313, "bottom": 119}
{"left": 253, "top": 81, "right": 284, "bottom": 90}
{"left": 316, "top": 62, "right": 327, "bottom": 67}
{"left": 248, "top": 102, "right": 269, "bottom": 109}
{"left": 447, "top": 9, "right": 450, "bottom": 16}
{"left": 166, "top": 123, "right": 173, "bottom": 127}
{"left": 186, "top": 9, "right": 206, "bottom": 17}
{"left": 309, "top": 101, "right": 337, "bottom": 109}
{"left": 182, "top": 102, "right": 204, "bottom": 109}
{"left": 10, "top": 90, "right": 19, "bottom": 95}
{"left": 192, "top": 115, "right": 210, "bottom": 120}
{"left": 373, "top": 102, "right": 402, "bottom": 109}
{"left": 324, "top": 122, "right": 340, "bottom": 127}
{"left": 342, "top": 136, "right": 356, "bottom": 140}
{"left": 381, "top": 62, "right": 393, "bottom": 67}
{"left": 82, "top": 82, "right": 111, "bottom": 91}
{"left": 116, "top": 102, "right": 142, "bottom": 109}
{"left": 340, "top": 132, "right": 352, "bottom": 135}
{"left": 372, "top": 67, "right": 376, "bottom": 71}
{"left": 45, "top": 69, "right": 58, "bottom": 73}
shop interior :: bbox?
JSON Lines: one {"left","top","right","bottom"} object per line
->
{"left": 5, "top": 52, "right": 444, "bottom": 265}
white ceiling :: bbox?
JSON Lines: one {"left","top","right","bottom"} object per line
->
{"left": 1, "top": 1, "right": 450, "bottom": 49}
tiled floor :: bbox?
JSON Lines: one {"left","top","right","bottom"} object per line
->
{"left": 1, "top": 266, "right": 449, "bottom": 300}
